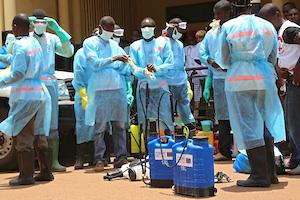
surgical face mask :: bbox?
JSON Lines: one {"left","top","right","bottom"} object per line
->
{"left": 33, "top": 20, "right": 48, "bottom": 35}
{"left": 100, "top": 27, "right": 114, "bottom": 41}
{"left": 141, "top": 27, "right": 155, "bottom": 40}
{"left": 172, "top": 28, "right": 182, "bottom": 40}
{"left": 112, "top": 37, "right": 121, "bottom": 44}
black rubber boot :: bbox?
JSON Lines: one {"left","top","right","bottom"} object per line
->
{"left": 237, "top": 146, "right": 271, "bottom": 187}
{"left": 34, "top": 148, "right": 54, "bottom": 181}
{"left": 264, "top": 132, "right": 279, "bottom": 184}
{"left": 9, "top": 151, "right": 35, "bottom": 186}
{"left": 275, "top": 156, "right": 286, "bottom": 175}
{"left": 74, "top": 143, "right": 86, "bottom": 170}
{"left": 87, "top": 141, "right": 95, "bottom": 167}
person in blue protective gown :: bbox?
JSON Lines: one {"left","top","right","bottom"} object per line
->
{"left": 200, "top": 0, "right": 233, "bottom": 161}
{"left": 220, "top": 0, "right": 286, "bottom": 187}
{"left": 129, "top": 17, "right": 174, "bottom": 136}
{"left": 259, "top": 3, "right": 300, "bottom": 175}
{"left": 29, "top": 9, "right": 74, "bottom": 172}
{"left": 83, "top": 16, "right": 132, "bottom": 172}
{"left": 72, "top": 48, "right": 95, "bottom": 170}
{"left": 160, "top": 18, "right": 196, "bottom": 133}
{"left": 0, "top": 13, "right": 53, "bottom": 186}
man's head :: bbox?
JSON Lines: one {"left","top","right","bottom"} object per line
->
{"left": 258, "top": 3, "right": 282, "bottom": 31}
{"left": 12, "top": 13, "right": 30, "bottom": 37}
{"left": 112, "top": 24, "right": 124, "bottom": 44}
{"left": 287, "top": 8, "right": 300, "bottom": 24}
{"left": 141, "top": 17, "right": 156, "bottom": 40}
{"left": 131, "top": 29, "right": 141, "bottom": 42}
{"left": 98, "top": 16, "right": 115, "bottom": 41}
{"left": 214, "top": 0, "right": 232, "bottom": 25}
{"left": 231, "top": 0, "right": 252, "bottom": 17}
{"left": 282, "top": 2, "right": 296, "bottom": 19}
{"left": 195, "top": 30, "right": 206, "bottom": 43}
{"left": 165, "top": 18, "right": 186, "bottom": 40}
{"left": 32, "top": 9, "right": 48, "bottom": 35}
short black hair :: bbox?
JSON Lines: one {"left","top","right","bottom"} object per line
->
{"left": 232, "top": 0, "right": 251, "bottom": 7}
{"left": 32, "top": 9, "right": 47, "bottom": 19}
{"left": 258, "top": 3, "right": 281, "bottom": 18}
{"left": 169, "top": 18, "right": 182, "bottom": 24}
{"left": 282, "top": 2, "right": 296, "bottom": 13}
{"left": 99, "top": 16, "right": 115, "bottom": 26}
{"left": 13, "top": 13, "right": 30, "bottom": 31}
{"left": 214, "top": 0, "right": 232, "bottom": 12}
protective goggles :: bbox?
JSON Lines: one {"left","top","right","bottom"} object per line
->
{"left": 166, "top": 22, "right": 187, "bottom": 30}
{"left": 32, "top": 19, "right": 48, "bottom": 25}
{"left": 113, "top": 29, "right": 124, "bottom": 37}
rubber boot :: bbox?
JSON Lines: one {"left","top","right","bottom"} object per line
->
{"left": 264, "top": 132, "right": 279, "bottom": 184}
{"left": 87, "top": 141, "right": 95, "bottom": 167}
{"left": 237, "top": 146, "right": 271, "bottom": 187}
{"left": 9, "top": 151, "right": 35, "bottom": 186}
{"left": 34, "top": 148, "right": 54, "bottom": 181}
{"left": 74, "top": 143, "right": 86, "bottom": 170}
{"left": 48, "top": 140, "right": 66, "bottom": 172}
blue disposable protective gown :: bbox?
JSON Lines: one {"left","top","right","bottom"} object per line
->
{"left": 83, "top": 36, "right": 131, "bottom": 126}
{"left": 162, "top": 36, "right": 194, "bottom": 124}
{"left": 0, "top": 36, "right": 51, "bottom": 137}
{"left": 129, "top": 37, "right": 174, "bottom": 131}
{"left": 199, "top": 27, "right": 229, "bottom": 120}
{"left": 72, "top": 48, "right": 94, "bottom": 144}
{"left": 31, "top": 32, "right": 74, "bottom": 140}
{"left": 220, "top": 15, "right": 286, "bottom": 150}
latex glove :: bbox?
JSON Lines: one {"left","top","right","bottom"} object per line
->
{"left": 28, "top": 16, "right": 37, "bottom": 24}
{"left": 187, "top": 81, "right": 193, "bottom": 102}
{"left": 79, "top": 88, "right": 88, "bottom": 110}
{"left": 126, "top": 82, "right": 134, "bottom": 107}
{"left": 44, "top": 17, "right": 71, "bottom": 43}
{"left": 203, "top": 76, "right": 212, "bottom": 103}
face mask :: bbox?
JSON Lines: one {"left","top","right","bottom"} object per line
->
{"left": 112, "top": 37, "right": 121, "bottom": 44}
{"left": 33, "top": 22, "right": 47, "bottom": 35}
{"left": 141, "top": 27, "right": 155, "bottom": 40}
{"left": 172, "top": 28, "right": 182, "bottom": 40}
{"left": 100, "top": 28, "right": 113, "bottom": 41}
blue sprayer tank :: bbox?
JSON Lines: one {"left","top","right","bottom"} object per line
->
{"left": 148, "top": 136, "right": 175, "bottom": 188}
{"left": 173, "top": 136, "right": 216, "bottom": 197}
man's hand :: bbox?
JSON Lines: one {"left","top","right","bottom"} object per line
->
{"left": 278, "top": 68, "right": 289, "bottom": 80}
{"left": 208, "top": 58, "right": 221, "bottom": 69}
{"left": 28, "top": 16, "right": 37, "bottom": 24}
{"left": 146, "top": 64, "right": 157, "bottom": 73}
{"left": 44, "top": 17, "right": 60, "bottom": 32}
{"left": 144, "top": 68, "right": 155, "bottom": 80}
{"left": 112, "top": 55, "right": 128, "bottom": 63}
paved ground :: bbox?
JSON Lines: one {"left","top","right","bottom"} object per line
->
{"left": 0, "top": 161, "right": 299, "bottom": 200}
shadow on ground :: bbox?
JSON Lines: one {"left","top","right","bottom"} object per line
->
{"left": 222, "top": 181, "right": 288, "bottom": 193}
